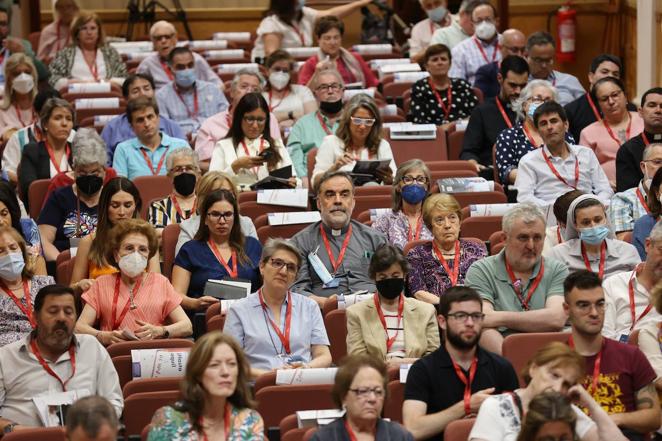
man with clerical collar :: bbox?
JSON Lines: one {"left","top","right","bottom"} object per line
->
{"left": 465, "top": 203, "right": 569, "bottom": 354}
{"left": 616, "top": 87, "right": 662, "bottom": 192}
{"left": 564, "top": 270, "right": 660, "bottom": 441}
{"left": 402, "top": 286, "right": 519, "bottom": 441}
{"left": 460, "top": 55, "right": 529, "bottom": 173}
{"left": 610, "top": 143, "right": 662, "bottom": 239}
{"left": 291, "top": 170, "right": 387, "bottom": 307}
{"left": 0, "top": 285, "right": 122, "bottom": 433}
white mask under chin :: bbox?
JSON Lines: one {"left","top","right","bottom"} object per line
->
{"left": 118, "top": 252, "right": 148, "bottom": 278}
{"left": 474, "top": 21, "right": 497, "bottom": 41}
{"left": 12, "top": 73, "right": 34, "bottom": 95}
{"left": 268, "top": 71, "right": 290, "bottom": 90}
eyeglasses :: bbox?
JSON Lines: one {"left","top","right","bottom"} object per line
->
{"left": 644, "top": 159, "right": 662, "bottom": 167}
{"left": 268, "top": 258, "right": 298, "bottom": 274}
{"left": 316, "top": 83, "right": 343, "bottom": 93}
{"left": 350, "top": 117, "right": 376, "bottom": 126}
{"left": 574, "top": 300, "right": 606, "bottom": 314}
{"left": 170, "top": 165, "right": 197, "bottom": 174}
{"left": 447, "top": 312, "right": 486, "bottom": 322}
{"left": 207, "top": 211, "right": 234, "bottom": 222}
{"left": 514, "top": 234, "right": 544, "bottom": 243}
{"left": 243, "top": 116, "right": 267, "bottom": 125}
{"left": 530, "top": 57, "right": 554, "bottom": 66}
{"left": 432, "top": 213, "right": 460, "bottom": 226}
{"left": 348, "top": 387, "right": 385, "bottom": 399}
{"left": 471, "top": 17, "right": 495, "bottom": 25}
{"left": 597, "top": 90, "right": 624, "bottom": 103}
{"left": 152, "top": 33, "right": 175, "bottom": 41}
{"left": 402, "top": 175, "right": 428, "bottom": 185}
{"left": 320, "top": 34, "right": 342, "bottom": 43}
{"left": 503, "top": 45, "right": 526, "bottom": 55}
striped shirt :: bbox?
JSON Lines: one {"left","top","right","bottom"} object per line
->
{"left": 148, "top": 195, "right": 195, "bottom": 229}
{"left": 382, "top": 306, "right": 406, "bottom": 359}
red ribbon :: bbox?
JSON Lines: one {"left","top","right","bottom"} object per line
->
{"left": 45, "top": 140, "right": 71, "bottom": 175}
{"left": 432, "top": 240, "right": 460, "bottom": 287}
{"left": 473, "top": 36, "right": 499, "bottom": 64}
{"left": 111, "top": 273, "right": 144, "bottom": 330}
{"left": 0, "top": 279, "right": 35, "bottom": 328}
{"left": 373, "top": 293, "right": 404, "bottom": 352}
{"left": 407, "top": 216, "right": 423, "bottom": 242}
{"left": 504, "top": 258, "right": 545, "bottom": 311}
{"left": 170, "top": 194, "right": 196, "bottom": 220}
{"left": 495, "top": 98, "right": 513, "bottom": 129}
{"left": 160, "top": 59, "right": 174, "bottom": 81}
{"left": 316, "top": 111, "right": 334, "bottom": 135}
{"left": 568, "top": 335, "right": 603, "bottom": 394}
{"left": 636, "top": 187, "right": 651, "bottom": 215}
{"left": 30, "top": 338, "right": 76, "bottom": 391}
{"left": 320, "top": 224, "right": 353, "bottom": 273}
{"left": 428, "top": 77, "right": 453, "bottom": 121}
{"left": 173, "top": 84, "right": 199, "bottom": 118}
{"left": 450, "top": 356, "right": 478, "bottom": 415}
{"left": 140, "top": 147, "right": 169, "bottom": 176}
{"left": 258, "top": 289, "right": 292, "bottom": 354}
{"left": 541, "top": 147, "right": 579, "bottom": 190}
{"left": 201, "top": 402, "right": 232, "bottom": 440}
{"left": 581, "top": 241, "right": 606, "bottom": 279}
{"left": 628, "top": 265, "right": 652, "bottom": 331}
{"left": 207, "top": 240, "right": 238, "bottom": 278}
{"left": 586, "top": 93, "right": 601, "bottom": 122}
{"left": 603, "top": 114, "right": 631, "bottom": 147}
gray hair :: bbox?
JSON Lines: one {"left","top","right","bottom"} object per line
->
{"left": 230, "top": 69, "right": 265, "bottom": 93}
{"left": 335, "top": 93, "right": 383, "bottom": 155}
{"left": 261, "top": 238, "right": 302, "bottom": 270}
{"left": 502, "top": 203, "right": 546, "bottom": 234}
{"left": 643, "top": 143, "right": 662, "bottom": 161}
{"left": 526, "top": 31, "right": 555, "bottom": 52}
{"left": 149, "top": 20, "right": 176, "bottom": 38}
{"left": 166, "top": 147, "right": 200, "bottom": 173}
{"left": 513, "top": 80, "right": 558, "bottom": 121}
{"left": 72, "top": 128, "right": 108, "bottom": 168}
{"left": 65, "top": 396, "right": 119, "bottom": 438}
{"left": 649, "top": 221, "right": 662, "bottom": 244}
{"left": 39, "top": 98, "right": 75, "bottom": 132}
{"left": 310, "top": 68, "right": 344, "bottom": 91}
{"left": 392, "top": 159, "right": 431, "bottom": 211}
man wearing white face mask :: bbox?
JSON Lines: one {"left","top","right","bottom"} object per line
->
{"left": 447, "top": 1, "right": 500, "bottom": 85}
{"left": 155, "top": 47, "right": 228, "bottom": 139}
{"left": 545, "top": 194, "right": 640, "bottom": 279}
{"left": 409, "top": 0, "right": 452, "bottom": 63}
{"left": 610, "top": 143, "right": 662, "bottom": 241}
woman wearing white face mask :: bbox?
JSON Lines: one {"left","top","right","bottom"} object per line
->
{"left": 262, "top": 50, "right": 317, "bottom": 128}
{"left": 545, "top": 194, "right": 640, "bottom": 279}
{"left": 0, "top": 54, "right": 38, "bottom": 143}
{"left": 0, "top": 225, "right": 54, "bottom": 347}
{"left": 495, "top": 80, "right": 575, "bottom": 185}
{"left": 76, "top": 218, "right": 191, "bottom": 345}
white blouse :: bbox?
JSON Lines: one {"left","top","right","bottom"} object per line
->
{"left": 262, "top": 84, "right": 316, "bottom": 121}
{"left": 251, "top": 7, "right": 318, "bottom": 60}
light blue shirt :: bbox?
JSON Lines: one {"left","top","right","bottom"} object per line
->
{"left": 449, "top": 35, "right": 502, "bottom": 85}
{"left": 223, "top": 291, "right": 329, "bottom": 371}
{"left": 286, "top": 111, "right": 339, "bottom": 177}
{"left": 534, "top": 71, "right": 585, "bottom": 106}
{"left": 112, "top": 132, "right": 190, "bottom": 180}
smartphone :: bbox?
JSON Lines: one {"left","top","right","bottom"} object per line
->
{"left": 259, "top": 149, "right": 274, "bottom": 162}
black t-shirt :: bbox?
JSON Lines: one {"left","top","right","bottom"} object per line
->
{"left": 404, "top": 344, "right": 519, "bottom": 441}
{"left": 37, "top": 186, "right": 98, "bottom": 252}
{"left": 460, "top": 97, "right": 516, "bottom": 167}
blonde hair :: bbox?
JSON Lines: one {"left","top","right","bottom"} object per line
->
{"left": 71, "top": 11, "right": 105, "bottom": 49}
{"left": 2, "top": 54, "right": 38, "bottom": 110}
{"left": 195, "top": 171, "right": 236, "bottom": 213}
{"left": 523, "top": 342, "right": 584, "bottom": 385}
{"left": 422, "top": 193, "right": 462, "bottom": 230}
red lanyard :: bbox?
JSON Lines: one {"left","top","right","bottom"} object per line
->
{"left": 268, "top": 88, "right": 290, "bottom": 112}
{"left": 568, "top": 335, "right": 602, "bottom": 394}
{"left": 432, "top": 240, "right": 460, "bottom": 286}
{"left": 170, "top": 194, "right": 196, "bottom": 220}
{"left": 344, "top": 418, "right": 372, "bottom": 441}
{"left": 581, "top": 241, "right": 606, "bottom": 279}
{"left": 495, "top": 98, "right": 513, "bottom": 129}
{"left": 636, "top": 187, "right": 651, "bottom": 215}
{"left": 320, "top": 224, "right": 353, "bottom": 273}
{"left": 642, "top": 132, "right": 651, "bottom": 146}
{"left": 373, "top": 293, "right": 404, "bottom": 351}
{"left": 30, "top": 338, "right": 76, "bottom": 391}
{"left": 290, "top": 23, "right": 305, "bottom": 45}
{"left": 316, "top": 111, "right": 333, "bottom": 135}
{"left": 0, "top": 279, "right": 35, "bottom": 328}
{"left": 15, "top": 105, "right": 36, "bottom": 127}
{"left": 111, "top": 273, "right": 144, "bottom": 330}
{"left": 55, "top": 21, "right": 70, "bottom": 52}
{"left": 140, "top": 147, "right": 169, "bottom": 176}
{"left": 603, "top": 114, "right": 631, "bottom": 147}
{"left": 628, "top": 265, "right": 652, "bottom": 331}
{"left": 207, "top": 240, "right": 238, "bottom": 278}
{"left": 45, "top": 140, "right": 71, "bottom": 174}
{"left": 241, "top": 138, "right": 265, "bottom": 175}
{"left": 173, "top": 84, "right": 199, "bottom": 118}
{"left": 504, "top": 258, "right": 545, "bottom": 311}
{"left": 522, "top": 123, "right": 541, "bottom": 148}
{"left": 407, "top": 216, "right": 423, "bottom": 242}
{"left": 258, "top": 289, "right": 292, "bottom": 354}
{"left": 160, "top": 59, "right": 174, "bottom": 81}
{"left": 428, "top": 78, "right": 453, "bottom": 121}
{"left": 450, "top": 355, "right": 478, "bottom": 415}
{"left": 541, "top": 148, "right": 579, "bottom": 189}
{"left": 473, "top": 37, "right": 498, "bottom": 63}
{"left": 84, "top": 50, "right": 99, "bottom": 81}
{"left": 201, "top": 403, "right": 232, "bottom": 441}
{"left": 556, "top": 226, "right": 564, "bottom": 244}
{"left": 586, "top": 93, "right": 601, "bottom": 122}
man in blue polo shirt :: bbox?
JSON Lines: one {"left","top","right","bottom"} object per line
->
{"left": 112, "top": 96, "right": 190, "bottom": 179}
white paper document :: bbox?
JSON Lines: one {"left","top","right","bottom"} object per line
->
{"left": 275, "top": 367, "right": 338, "bottom": 385}
{"left": 213, "top": 32, "right": 252, "bottom": 42}
{"left": 267, "top": 211, "right": 321, "bottom": 225}
{"left": 74, "top": 97, "right": 120, "bottom": 110}
{"left": 257, "top": 189, "right": 308, "bottom": 208}
{"left": 337, "top": 293, "right": 373, "bottom": 309}
{"left": 389, "top": 123, "right": 437, "bottom": 140}
{"left": 204, "top": 49, "right": 244, "bottom": 60}
{"left": 93, "top": 115, "right": 117, "bottom": 127}
{"left": 399, "top": 364, "right": 412, "bottom": 383}
{"left": 217, "top": 63, "right": 260, "bottom": 73}
{"left": 352, "top": 44, "right": 393, "bottom": 55}
{"left": 393, "top": 71, "right": 430, "bottom": 83}
{"left": 378, "top": 63, "right": 421, "bottom": 78}
{"left": 33, "top": 389, "right": 90, "bottom": 427}
{"left": 284, "top": 47, "right": 319, "bottom": 57}
{"left": 470, "top": 203, "right": 518, "bottom": 217}
{"left": 438, "top": 177, "right": 494, "bottom": 193}
{"left": 297, "top": 409, "right": 345, "bottom": 428}
{"left": 125, "top": 51, "right": 156, "bottom": 61}
{"left": 131, "top": 348, "right": 190, "bottom": 379}
{"left": 68, "top": 82, "right": 111, "bottom": 93}
{"left": 189, "top": 39, "right": 228, "bottom": 49}
{"left": 343, "top": 88, "right": 375, "bottom": 100}
{"left": 369, "top": 58, "right": 411, "bottom": 68}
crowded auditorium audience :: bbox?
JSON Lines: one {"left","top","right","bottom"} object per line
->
{"left": 0, "top": 2, "right": 660, "bottom": 440}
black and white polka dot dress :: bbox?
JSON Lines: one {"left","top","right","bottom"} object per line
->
{"left": 407, "top": 77, "right": 479, "bottom": 125}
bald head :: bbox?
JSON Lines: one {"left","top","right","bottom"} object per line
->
{"left": 501, "top": 29, "right": 526, "bottom": 58}
{"left": 150, "top": 21, "right": 178, "bottom": 59}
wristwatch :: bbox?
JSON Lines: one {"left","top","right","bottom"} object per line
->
{"left": 162, "top": 327, "right": 170, "bottom": 339}
{"left": 3, "top": 422, "right": 16, "bottom": 434}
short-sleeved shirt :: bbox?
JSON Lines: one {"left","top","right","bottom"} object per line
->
{"left": 545, "top": 238, "right": 640, "bottom": 279}
{"left": 112, "top": 133, "right": 190, "bottom": 180}
{"left": 252, "top": 7, "right": 318, "bottom": 60}
{"left": 223, "top": 291, "right": 330, "bottom": 371}
{"left": 429, "top": 18, "right": 470, "bottom": 50}
{"left": 464, "top": 250, "right": 568, "bottom": 334}
{"left": 37, "top": 186, "right": 98, "bottom": 252}
{"left": 404, "top": 344, "right": 519, "bottom": 441}
{"left": 286, "top": 111, "right": 339, "bottom": 177}
{"left": 407, "top": 77, "right": 478, "bottom": 125}
{"left": 609, "top": 181, "right": 650, "bottom": 234}
{"left": 581, "top": 338, "right": 656, "bottom": 414}
{"left": 262, "top": 84, "right": 316, "bottom": 120}
{"left": 148, "top": 195, "right": 196, "bottom": 230}
{"left": 82, "top": 273, "right": 182, "bottom": 332}
{"left": 174, "top": 237, "right": 262, "bottom": 298}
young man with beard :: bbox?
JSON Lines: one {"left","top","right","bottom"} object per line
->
{"left": 402, "top": 286, "right": 519, "bottom": 441}
{"left": 564, "top": 271, "right": 660, "bottom": 441}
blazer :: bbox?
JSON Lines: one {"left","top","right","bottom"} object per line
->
{"left": 346, "top": 296, "right": 440, "bottom": 360}
{"left": 18, "top": 140, "right": 73, "bottom": 210}
{"left": 310, "top": 417, "right": 414, "bottom": 441}
{"left": 48, "top": 45, "right": 128, "bottom": 88}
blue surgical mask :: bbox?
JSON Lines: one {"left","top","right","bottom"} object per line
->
{"left": 579, "top": 225, "right": 610, "bottom": 245}
{"left": 527, "top": 101, "right": 542, "bottom": 119}
{"left": 298, "top": 0, "right": 306, "bottom": 9}
{"left": 401, "top": 184, "right": 427, "bottom": 204}
{"left": 174, "top": 68, "right": 196, "bottom": 88}
{"left": 0, "top": 252, "right": 25, "bottom": 280}
{"left": 426, "top": 5, "right": 448, "bottom": 23}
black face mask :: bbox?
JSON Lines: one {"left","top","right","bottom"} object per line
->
{"left": 319, "top": 99, "right": 343, "bottom": 115}
{"left": 75, "top": 175, "right": 103, "bottom": 195}
{"left": 376, "top": 278, "right": 405, "bottom": 300}
{"left": 173, "top": 172, "right": 197, "bottom": 196}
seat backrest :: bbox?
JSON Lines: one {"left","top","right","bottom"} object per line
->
{"left": 107, "top": 338, "right": 194, "bottom": 358}
{"left": 256, "top": 384, "right": 335, "bottom": 431}
{"left": 161, "top": 223, "right": 181, "bottom": 279}
{"left": 238, "top": 191, "right": 257, "bottom": 204}
{"left": 324, "top": 309, "right": 347, "bottom": 365}
{"left": 488, "top": 230, "right": 507, "bottom": 246}
{"left": 451, "top": 191, "right": 507, "bottom": 208}
{"left": 502, "top": 332, "right": 570, "bottom": 386}
{"left": 307, "top": 147, "right": 318, "bottom": 180}
{"left": 257, "top": 223, "right": 310, "bottom": 242}
{"left": 403, "top": 239, "right": 430, "bottom": 256}
{"left": 386, "top": 127, "right": 449, "bottom": 164}
{"left": 356, "top": 209, "right": 372, "bottom": 225}
{"left": 444, "top": 418, "right": 476, "bottom": 441}
{"left": 56, "top": 255, "right": 76, "bottom": 286}
{"left": 75, "top": 106, "right": 124, "bottom": 124}
{"left": 112, "top": 355, "right": 133, "bottom": 390}
{"left": 122, "top": 377, "right": 182, "bottom": 398}
{"left": 322, "top": 296, "right": 339, "bottom": 317}
{"left": 255, "top": 371, "right": 278, "bottom": 394}
{"left": 383, "top": 81, "right": 414, "bottom": 101}
{"left": 207, "top": 314, "right": 225, "bottom": 332}
{"left": 446, "top": 130, "right": 465, "bottom": 161}
{"left": 28, "top": 179, "right": 52, "bottom": 219}
{"left": 384, "top": 380, "right": 405, "bottom": 423}
{"left": 426, "top": 160, "right": 476, "bottom": 173}
{"left": 628, "top": 329, "right": 640, "bottom": 346}
{"left": 282, "top": 428, "right": 309, "bottom": 441}
{"left": 303, "top": 428, "right": 318, "bottom": 441}
{"left": 491, "top": 143, "right": 500, "bottom": 183}
{"left": 133, "top": 175, "right": 174, "bottom": 220}
{"left": 253, "top": 214, "right": 270, "bottom": 230}
{"left": 124, "top": 390, "right": 181, "bottom": 436}
{"left": 239, "top": 201, "right": 308, "bottom": 219}
{"left": 3, "top": 427, "right": 66, "bottom": 441}
{"left": 355, "top": 186, "right": 392, "bottom": 197}
{"left": 352, "top": 195, "right": 391, "bottom": 219}
{"left": 471, "top": 87, "right": 484, "bottom": 104}
{"left": 460, "top": 216, "right": 503, "bottom": 241}
{"left": 205, "top": 302, "right": 221, "bottom": 326}
{"left": 28, "top": 32, "right": 41, "bottom": 53}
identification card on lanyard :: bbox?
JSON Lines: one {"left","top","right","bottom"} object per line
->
{"left": 505, "top": 257, "right": 545, "bottom": 311}
{"left": 317, "top": 225, "right": 353, "bottom": 288}
{"left": 111, "top": 273, "right": 144, "bottom": 330}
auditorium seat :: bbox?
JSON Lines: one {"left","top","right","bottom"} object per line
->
{"left": 161, "top": 223, "right": 181, "bottom": 279}
{"left": 324, "top": 309, "right": 347, "bottom": 365}
{"left": 255, "top": 371, "right": 278, "bottom": 394}
{"left": 206, "top": 314, "right": 224, "bottom": 331}
{"left": 502, "top": 332, "right": 570, "bottom": 386}
{"left": 460, "top": 216, "right": 503, "bottom": 241}
{"left": 385, "top": 126, "right": 448, "bottom": 164}
{"left": 384, "top": 379, "right": 405, "bottom": 423}
{"left": 28, "top": 179, "right": 52, "bottom": 218}
{"left": 124, "top": 390, "right": 180, "bottom": 437}
{"left": 444, "top": 418, "right": 476, "bottom": 441}
{"left": 133, "top": 175, "right": 173, "bottom": 220}
{"left": 2, "top": 427, "right": 65, "bottom": 441}
{"left": 446, "top": 130, "right": 465, "bottom": 161}
{"left": 239, "top": 201, "right": 308, "bottom": 220}
{"left": 122, "top": 377, "right": 182, "bottom": 398}
{"left": 106, "top": 338, "right": 194, "bottom": 358}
